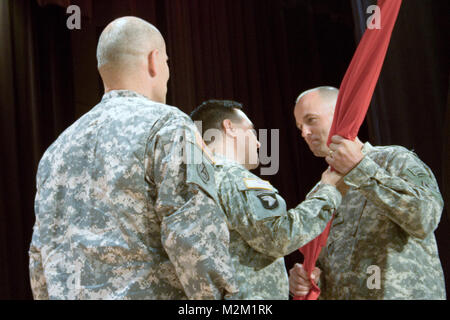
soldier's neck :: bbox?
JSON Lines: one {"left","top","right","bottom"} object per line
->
{"left": 102, "top": 73, "right": 161, "bottom": 103}
{"left": 209, "top": 140, "right": 238, "bottom": 165}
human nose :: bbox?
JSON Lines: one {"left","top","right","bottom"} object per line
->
{"left": 251, "top": 129, "right": 261, "bottom": 148}
{"left": 301, "top": 126, "right": 311, "bottom": 139}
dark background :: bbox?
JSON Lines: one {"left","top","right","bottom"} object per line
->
{"left": 0, "top": 0, "right": 448, "bottom": 299}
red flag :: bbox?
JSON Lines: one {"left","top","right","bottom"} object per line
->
{"left": 294, "top": 0, "right": 402, "bottom": 300}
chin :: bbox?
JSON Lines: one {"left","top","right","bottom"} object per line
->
{"left": 310, "top": 147, "right": 327, "bottom": 158}
{"left": 311, "top": 151, "right": 325, "bottom": 158}
{"left": 246, "top": 161, "right": 260, "bottom": 170}
{"left": 310, "top": 148, "right": 320, "bottom": 157}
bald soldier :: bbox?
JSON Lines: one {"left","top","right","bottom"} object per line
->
{"left": 190, "top": 100, "right": 343, "bottom": 299}
{"left": 29, "top": 17, "right": 240, "bottom": 299}
{"left": 289, "top": 86, "right": 446, "bottom": 299}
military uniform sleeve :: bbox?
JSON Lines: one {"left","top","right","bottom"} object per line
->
{"left": 343, "top": 151, "right": 444, "bottom": 240}
{"left": 29, "top": 206, "right": 49, "bottom": 300}
{"left": 147, "top": 115, "right": 240, "bottom": 300}
{"left": 218, "top": 170, "right": 341, "bottom": 258}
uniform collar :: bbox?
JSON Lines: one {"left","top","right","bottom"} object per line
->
{"left": 213, "top": 152, "right": 245, "bottom": 169}
{"left": 101, "top": 90, "right": 150, "bottom": 102}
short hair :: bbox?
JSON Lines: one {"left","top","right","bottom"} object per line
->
{"left": 190, "top": 100, "right": 244, "bottom": 139}
{"left": 96, "top": 16, "right": 163, "bottom": 69}
{"left": 295, "top": 86, "right": 339, "bottom": 105}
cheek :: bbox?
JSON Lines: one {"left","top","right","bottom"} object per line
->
{"left": 323, "top": 124, "right": 332, "bottom": 138}
{"left": 317, "top": 121, "right": 330, "bottom": 136}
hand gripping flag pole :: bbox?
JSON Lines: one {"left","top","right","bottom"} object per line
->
{"left": 294, "top": 0, "right": 403, "bottom": 300}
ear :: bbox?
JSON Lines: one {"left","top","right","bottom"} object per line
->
{"left": 222, "top": 119, "right": 237, "bottom": 138}
{"left": 147, "top": 49, "right": 159, "bottom": 78}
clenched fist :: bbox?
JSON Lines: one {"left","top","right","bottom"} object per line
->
{"left": 326, "top": 135, "right": 364, "bottom": 175}
{"left": 289, "top": 263, "right": 321, "bottom": 297}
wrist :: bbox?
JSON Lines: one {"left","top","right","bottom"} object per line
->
{"left": 347, "top": 154, "right": 365, "bottom": 174}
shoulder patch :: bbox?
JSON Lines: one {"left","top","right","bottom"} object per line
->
{"left": 243, "top": 178, "right": 273, "bottom": 190}
{"left": 197, "top": 162, "right": 210, "bottom": 184}
{"left": 256, "top": 192, "right": 279, "bottom": 210}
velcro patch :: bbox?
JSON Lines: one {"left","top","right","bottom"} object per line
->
{"left": 243, "top": 178, "right": 273, "bottom": 190}
{"left": 195, "top": 130, "right": 215, "bottom": 164}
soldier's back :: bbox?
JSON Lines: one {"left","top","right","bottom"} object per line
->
{"left": 34, "top": 90, "right": 189, "bottom": 299}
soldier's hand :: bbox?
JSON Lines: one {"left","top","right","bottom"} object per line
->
{"left": 320, "top": 167, "right": 342, "bottom": 186}
{"left": 289, "top": 263, "right": 321, "bottom": 297}
{"left": 326, "top": 135, "right": 365, "bottom": 175}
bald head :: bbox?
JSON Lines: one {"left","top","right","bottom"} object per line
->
{"left": 96, "top": 17, "right": 170, "bottom": 103}
{"left": 294, "top": 86, "right": 339, "bottom": 157}
{"left": 97, "top": 16, "right": 164, "bottom": 70}
{"left": 295, "top": 86, "right": 339, "bottom": 112}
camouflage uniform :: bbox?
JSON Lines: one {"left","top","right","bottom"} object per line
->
{"left": 214, "top": 155, "right": 342, "bottom": 299}
{"left": 29, "top": 90, "right": 241, "bottom": 300}
{"left": 317, "top": 142, "right": 446, "bottom": 300}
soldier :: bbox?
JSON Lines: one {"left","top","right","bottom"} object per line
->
{"left": 289, "top": 86, "right": 446, "bottom": 299}
{"left": 190, "top": 100, "right": 343, "bottom": 299}
{"left": 29, "top": 17, "right": 240, "bottom": 299}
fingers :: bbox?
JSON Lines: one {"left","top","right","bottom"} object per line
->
{"left": 289, "top": 264, "right": 321, "bottom": 296}
{"left": 296, "top": 263, "right": 310, "bottom": 280}
{"left": 321, "top": 167, "right": 331, "bottom": 176}
{"left": 289, "top": 264, "right": 314, "bottom": 285}
{"left": 329, "top": 143, "right": 339, "bottom": 152}
{"left": 325, "top": 159, "right": 346, "bottom": 176}
{"left": 290, "top": 263, "right": 320, "bottom": 281}
{"left": 290, "top": 284, "right": 310, "bottom": 297}
{"left": 289, "top": 264, "right": 310, "bottom": 285}
{"left": 289, "top": 268, "right": 311, "bottom": 296}
{"left": 325, "top": 155, "right": 336, "bottom": 169}
{"left": 312, "top": 267, "right": 322, "bottom": 283}
{"left": 290, "top": 263, "right": 307, "bottom": 279}
{"left": 331, "top": 135, "right": 344, "bottom": 144}
{"left": 325, "top": 155, "right": 333, "bottom": 164}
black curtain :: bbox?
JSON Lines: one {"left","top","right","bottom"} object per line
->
{"left": 0, "top": 0, "right": 75, "bottom": 299}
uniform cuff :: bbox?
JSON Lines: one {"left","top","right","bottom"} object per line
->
{"left": 344, "top": 156, "right": 379, "bottom": 188}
